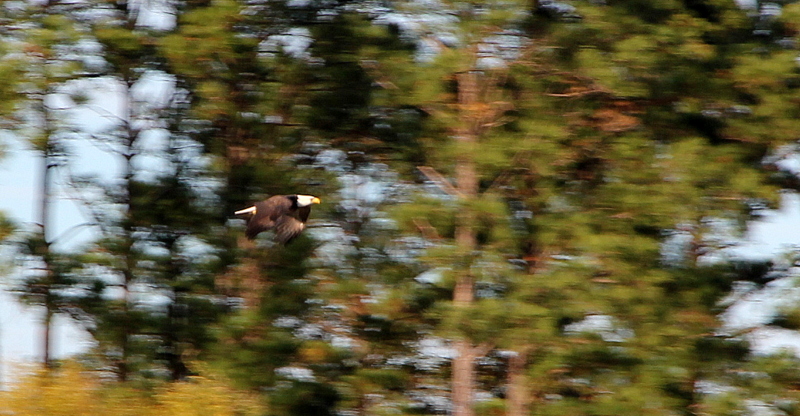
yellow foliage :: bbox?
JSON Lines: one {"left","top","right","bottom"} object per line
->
{"left": 298, "top": 341, "right": 333, "bottom": 364}
{"left": 0, "top": 362, "right": 104, "bottom": 416}
{"left": 0, "top": 361, "right": 266, "bottom": 416}
{"left": 157, "top": 375, "right": 265, "bottom": 416}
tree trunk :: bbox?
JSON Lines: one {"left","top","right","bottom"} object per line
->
{"left": 117, "top": 86, "right": 137, "bottom": 382}
{"left": 451, "top": 70, "right": 481, "bottom": 416}
{"left": 42, "top": 308, "right": 52, "bottom": 369}
{"left": 452, "top": 339, "right": 477, "bottom": 416}
{"left": 39, "top": 125, "right": 55, "bottom": 370}
{"left": 506, "top": 349, "right": 529, "bottom": 416}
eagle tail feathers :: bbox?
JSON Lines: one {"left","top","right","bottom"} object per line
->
{"left": 235, "top": 206, "right": 257, "bottom": 215}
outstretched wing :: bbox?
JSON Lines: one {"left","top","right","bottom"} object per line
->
{"left": 245, "top": 214, "right": 270, "bottom": 240}
{"left": 244, "top": 196, "right": 292, "bottom": 239}
{"left": 273, "top": 215, "right": 306, "bottom": 244}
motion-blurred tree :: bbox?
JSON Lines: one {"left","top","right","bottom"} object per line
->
{"left": 1, "top": 0, "right": 92, "bottom": 369}
{"left": 58, "top": 0, "right": 230, "bottom": 381}
{"left": 488, "top": 0, "right": 800, "bottom": 414}
{"left": 160, "top": 1, "right": 345, "bottom": 411}
{"left": 71, "top": 10, "right": 167, "bottom": 380}
{"left": 378, "top": 1, "right": 533, "bottom": 414}
{"left": 0, "top": 6, "right": 24, "bottom": 243}
{"left": 379, "top": 0, "right": 800, "bottom": 415}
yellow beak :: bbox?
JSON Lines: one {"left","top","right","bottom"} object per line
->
{"left": 312, "top": 197, "right": 321, "bottom": 204}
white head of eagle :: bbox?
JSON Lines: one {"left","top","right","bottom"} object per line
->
{"left": 234, "top": 194, "right": 321, "bottom": 243}
{"left": 295, "top": 194, "right": 321, "bottom": 207}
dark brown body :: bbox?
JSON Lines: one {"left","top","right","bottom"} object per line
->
{"left": 236, "top": 195, "right": 315, "bottom": 243}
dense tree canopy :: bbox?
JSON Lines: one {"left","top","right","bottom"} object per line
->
{"left": 2, "top": 0, "right": 800, "bottom": 415}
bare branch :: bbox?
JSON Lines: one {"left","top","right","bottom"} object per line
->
{"left": 83, "top": 104, "right": 128, "bottom": 125}
{"left": 88, "top": 133, "right": 126, "bottom": 156}
{"left": 417, "top": 166, "right": 462, "bottom": 197}
{"left": 486, "top": 150, "right": 533, "bottom": 193}
{"left": 412, "top": 218, "right": 441, "bottom": 241}
{"left": 60, "top": 164, "right": 111, "bottom": 235}
{"left": 546, "top": 89, "right": 608, "bottom": 98}
{"left": 50, "top": 222, "right": 98, "bottom": 246}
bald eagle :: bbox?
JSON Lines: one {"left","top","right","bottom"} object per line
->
{"left": 235, "top": 194, "right": 321, "bottom": 243}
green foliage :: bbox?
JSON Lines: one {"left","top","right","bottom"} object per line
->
{"left": 439, "top": 298, "right": 515, "bottom": 343}
{"left": 475, "top": 398, "right": 506, "bottom": 416}
{"left": 213, "top": 312, "right": 301, "bottom": 388}
{"left": 305, "top": 13, "right": 374, "bottom": 133}
{"left": 0, "top": 40, "right": 24, "bottom": 122}
{"left": 354, "top": 368, "right": 410, "bottom": 391}
{"left": 390, "top": 195, "right": 458, "bottom": 238}
{"left": 270, "top": 381, "right": 340, "bottom": 416}
{"left": 0, "top": 212, "right": 14, "bottom": 242}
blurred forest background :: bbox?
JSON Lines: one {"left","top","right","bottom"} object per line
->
{"left": 1, "top": 0, "right": 800, "bottom": 415}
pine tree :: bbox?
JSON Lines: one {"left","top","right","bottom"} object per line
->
{"left": 4, "top": 0, "right": 90, "bottom": 369}
{"left": 489, "top": 0, "right": 800, "bottom": 414}
{"left": 63, "top": 0, "right": 227, "bottom": 380}
{"left": 375, "top": 1, "right": 531, "bottom": 414}
{"left": 160, "top": 1, "right": 341, "bottom": 407}
{"left": 0, "top": 6, "right": 24, "bottom": 244}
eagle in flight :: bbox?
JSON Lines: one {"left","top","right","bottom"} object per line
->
{"left": 235, "top": 194, "right": 321, "bottom": 244}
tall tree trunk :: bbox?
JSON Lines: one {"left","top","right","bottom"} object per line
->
{"left": 39, "top": 121, "right": 55, "bottom": 370}
{"left": 116, "top": 151, "right": 133, "bottom": 382}
{"left": 451, "top": 70, "right": 481, "bottom": 416}
{"left": 452, "top": 339, "right": 477, "bottom": 416}
{"left": 506, "top": 349, "right": 530, "bottom": 416}
{"left": 117, "top": 86, "right": 137, "bottom": 382}
{"left": 42, "top": 308, "right": 53, "bottom": 369}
